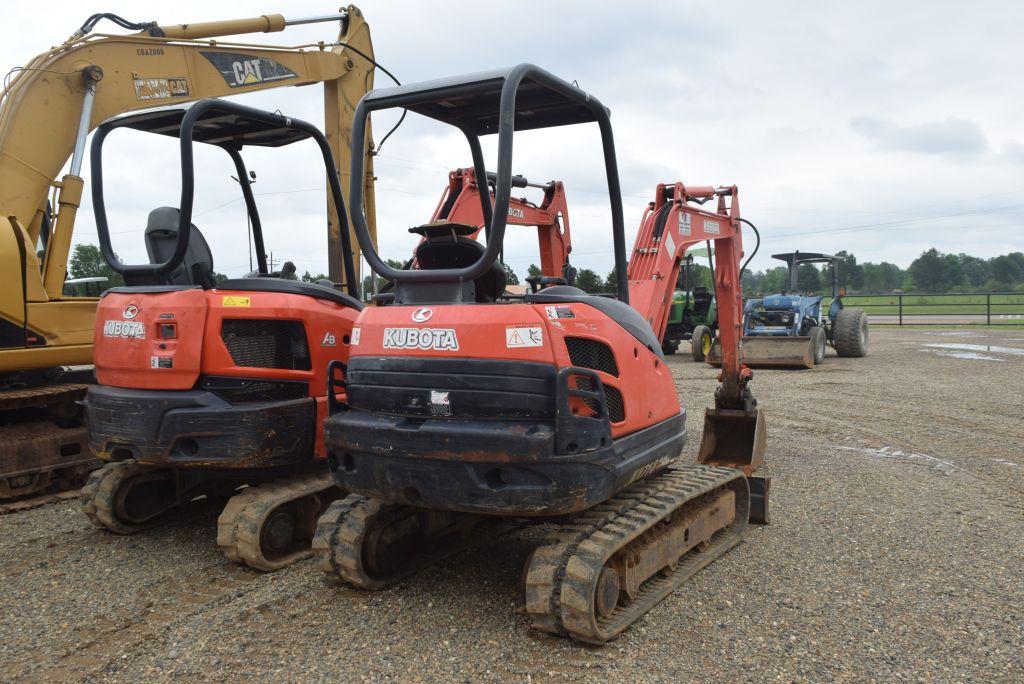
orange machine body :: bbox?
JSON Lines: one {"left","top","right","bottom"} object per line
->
{"left": 90, "top": 285, "right": 358, "bottom": 464}
{"left": 350, "top": 301, "right": 677, "bottom": 441}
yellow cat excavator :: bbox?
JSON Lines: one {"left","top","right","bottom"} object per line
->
{"left": 0, "top": 6, "right": 378, "bottom": 500}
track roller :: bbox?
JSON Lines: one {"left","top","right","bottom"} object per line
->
{"left": 523, "top": 465, "right": 749, "bottom": 644}
{"left": 80, "top": 461, "right": 177, "bottom": 534}
{"left": 313, "top": 494, "right": 504, "bottom": 589}
{"left": 217, "top": 472, "right": 342, "bottom": 572}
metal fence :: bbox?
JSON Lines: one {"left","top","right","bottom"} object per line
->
{"left": 837, "top": 292, "right": 1024, "bottom": 326}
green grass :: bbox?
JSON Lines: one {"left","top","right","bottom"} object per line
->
{"left": 822, "top": 293, "right": 1024, "bottom": 317}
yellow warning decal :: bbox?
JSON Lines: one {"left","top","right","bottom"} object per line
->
{"left": 222, "top": 296, "right": 251, "bottom": 307}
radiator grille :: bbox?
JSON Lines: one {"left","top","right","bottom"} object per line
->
{"left": 565, "top": 337, "right": 619, "bottom": 377}
{"left": 572, "top": 375, "right": 624, "bottom": 423}
{"left": 604, "top": 384, "right": 625, "bottom": 423}
{"left": 221, "top": 320, "right": 310, "bottom": 370}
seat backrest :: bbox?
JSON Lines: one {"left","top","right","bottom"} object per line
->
{"left": 142, "top": 207, "right": 215, "bottom": 288}
{"left": 413, "top": 235, "right": 507, "bottom": 303}
{"left": 692, "top": 286, "right": 711, "bottom": 306}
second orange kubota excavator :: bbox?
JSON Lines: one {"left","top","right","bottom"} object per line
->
{"left": 314, "top": 65, "right": 769, "bottom": 644}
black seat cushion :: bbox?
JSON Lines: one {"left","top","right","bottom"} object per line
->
{"left": 143, "top": 207, "right": 215, "bottom": 288}
{"left": 525, "top": 286, "right": 665, "bottom": 358}
{"left": 218, "top": 279, "right": 363, "bottom": 310}
{"left": 414, "top": 236, "right": 506, "bottom": 303}
{"left": 692, "top": 286, "right": 712, "bottom": 307}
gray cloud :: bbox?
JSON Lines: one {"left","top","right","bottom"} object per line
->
{"left": 1000, "top": 141, "right": 1024, "bottom": 164}
{"left": 5, "top": 0, "right": 1022, "bottom": 278}
{"left": 850, "top": 116, "right": 990, "bottom": 159}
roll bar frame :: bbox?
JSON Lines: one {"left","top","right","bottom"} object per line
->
{"left": 347, "top": 64, "right": 630, "bottom": 303}
{"left": 90, "top": 98, "right": 358, "bottom": 297}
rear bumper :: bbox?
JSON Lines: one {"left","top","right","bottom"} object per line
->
{"left": 84, "top": 385, "right": 316, "bottom": 468}
{"left": 323, "top": 409, "right": 686, "bottom": 516}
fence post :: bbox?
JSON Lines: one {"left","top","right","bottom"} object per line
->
{"left": 898, "top": 294, "right": 903, "bottom": 326}
{"left": 986, "top": 293, "right": 991, "bottom": 325}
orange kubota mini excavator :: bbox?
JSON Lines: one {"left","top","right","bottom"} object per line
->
{"left": 81, "top": 100, "right": 364, "bottom": 571}
{"left": 313, "top": 65, "right": 768, "bottom": 643}
{"left": 0, "top": 7, "right": 378, "bottom": 503}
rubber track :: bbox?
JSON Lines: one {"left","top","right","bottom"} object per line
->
{"left": 217, "top": 472, "right": 339, "bottom": 572}
{"left": 313, "top": 495, "right": 511, "bottom": 590}
{"left": 312, "top": 494, "right": 375, "bottom": 586}
{"left": 80, "top": 461, "right": 158, "bottom": 535}
{"left": 524, "top": 465, "right": 749, "bottom": 644}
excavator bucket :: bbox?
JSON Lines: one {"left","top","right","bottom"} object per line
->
{"left": 706, "top": 337, "right": 813, "bottom": 369}
{"left": 697, "top": 404, "right": 766, "bottom": 476}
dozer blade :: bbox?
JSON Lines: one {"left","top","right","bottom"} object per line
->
{"left": 706, "top": 336, "right": 813, "bottom": 369}
{"left": 697, "top": 403, "right": 766, "bottom": 476}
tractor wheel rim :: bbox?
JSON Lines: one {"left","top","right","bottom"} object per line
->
{"left": 702, "top": 334, "right": 712, "bottom": 355}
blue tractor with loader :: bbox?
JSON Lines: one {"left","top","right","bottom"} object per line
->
{"left": 736, "top": 251, "right": 869, "bottom": 368}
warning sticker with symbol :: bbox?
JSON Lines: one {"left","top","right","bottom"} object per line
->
{"left": 505, "top": 326, "right": 544, "bottom": 348}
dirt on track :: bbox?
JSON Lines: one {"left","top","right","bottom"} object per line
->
{"left": 1, "top": 328, "right": 1022, "bottom": 682}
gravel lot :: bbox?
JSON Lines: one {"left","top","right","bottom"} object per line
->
{"left": 2, "top": 328, "right": 1022, "bottom": 682}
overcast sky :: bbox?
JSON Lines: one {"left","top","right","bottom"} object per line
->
{"left": 6, "top": 1, "right": 1022, "bottom": 280}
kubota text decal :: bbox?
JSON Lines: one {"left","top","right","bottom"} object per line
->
{"left": 383, "top": 328, "right": 459, "bottom": 351}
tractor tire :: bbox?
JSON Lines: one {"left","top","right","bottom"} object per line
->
{"left": 833, "top": 307, "right": 869, "bottom": 357}
{"left": 661, "top": 339, "right": 679, "bottom": 355}
{"left": 691, "top": 325, "right": 713, "bottom": 362}
{"left": 809, "top": 326, "right": 827, "bottom": 365}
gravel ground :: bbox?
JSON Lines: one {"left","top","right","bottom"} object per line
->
{"left": 1, "top": 328, "right": 1022, "bottom": 682}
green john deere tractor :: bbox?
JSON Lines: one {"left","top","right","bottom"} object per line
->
{"left": 661, "top": 253, "right": 717, "bottom": 361}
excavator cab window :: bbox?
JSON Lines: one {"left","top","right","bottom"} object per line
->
{"left": 89, "top": 99, "right": 358, "bottom": 296}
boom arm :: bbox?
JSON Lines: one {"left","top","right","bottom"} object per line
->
{"left": 422, "top": 167, "right": 572, "bottom": 278}
{"left": 0, "top": 6, "right": 377, "bottom": 372}
{"left": 627, "top": 182, "right": 748, "bottom": 403}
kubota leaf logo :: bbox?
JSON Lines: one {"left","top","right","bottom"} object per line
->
{"left": 123, "top": 304, "right": 139, "bottom": 319}
{"left": 411, "top": 307, "right": 433, "bottom": 323}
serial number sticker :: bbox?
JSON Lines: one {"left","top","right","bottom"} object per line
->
{"left": 351, "top": 327, "right": 361, "bottom": 345}
{"left": 704, "top": 219, "right": 721, "bottom": 235}
{"left": 506, "top": 326, "right": 543, "bottom": 348}
{"left": 383, "top": 327, "right": 459, "bottom": 351}
{"left": 102, "top": 320, "right": 145, "bottom": 339}
{"left": 545, "top": 306, "right": 576, "bottom": 320}
{"left": 133, "top": 77, "right": 189, "bottom": 101}
{"left": 222, "top": 296, "right": 251, "bottom": 307}
{"left": 150, "top": 356, "right": 173, "bottom": 369}
{"left": 429, "top": 390, "right": 451, "bottom": 416}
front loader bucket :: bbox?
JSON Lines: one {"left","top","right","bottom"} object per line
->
{"left": 697, "top": 405, "right": 766, "bottom": 476}
{"left": 707, "top": 336, "right": 813, "bottom": 369}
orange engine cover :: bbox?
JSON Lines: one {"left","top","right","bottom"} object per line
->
{"left": 350, "top": 301, "right": 679, "bottom": 438}
{"left": 93, "top": 287, "right": 361, "bottom": 459}
{"left": 94, "top": 289, "right": 207, "bottom": 390}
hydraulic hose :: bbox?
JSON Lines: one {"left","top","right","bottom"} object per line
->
{"left": 736, "top": 217, "right": 761, "bottom": 281}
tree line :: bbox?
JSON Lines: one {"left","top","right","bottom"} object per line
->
{"left": 68, "top": 242, "right": 1024, "bottom": 297}
{"left": 740, "top": 249, "right": 1024, "bottom": 295}
{"left": 519, "top": 249, "right": 1024, "bottom": 295}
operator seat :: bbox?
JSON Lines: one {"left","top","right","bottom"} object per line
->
{"left": 692, "top": 286, "right": 712, "bottom": 311}
{"left": 411, "top": 222, "right": 507, "bottom": 303}
{"left": 525, "top": 285, "right": 665, "bottom": 359}
{"left": 141, "top": 206, "right": 216, "bottom": 288}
